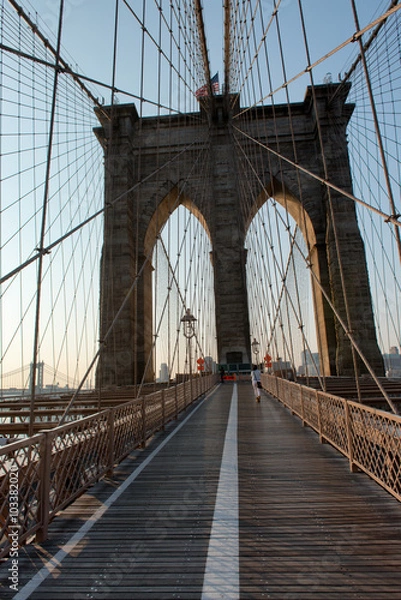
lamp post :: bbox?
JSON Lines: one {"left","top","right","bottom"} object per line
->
{"left": 251, "top": 337, "right": 260, "bottom": 368}
{"left": 181, "top": 308, "right": 197, "bottom": 379}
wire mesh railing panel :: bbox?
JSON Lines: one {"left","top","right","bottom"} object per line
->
{"left": 143, "top": 392, "right": 164, "bottom": 439}
{"left": 164, "top": 387, "right": 178, "bottom": 423}
{"left": 288, "top": 381, "right": 302, "bottom": 415}
{"left": 301, "top": 387, "right": 320, "bottom": 431}
{"left": 47, "top": 413, "right": 110, "bottom": 515}
{"left": 112, "top": 399, "right": 144, "bottom": 464}
{"left": 319, "top": 394, "right": 349, "bottom": 454}
{"left": 350, "top": 403, "right": 401, "bottom": 497}
{"left": 176, "top": 382, "right": 187, "bottom": 413}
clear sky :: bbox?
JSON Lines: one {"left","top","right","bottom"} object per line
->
{"left": 20, "top": 0, "right": 391, "bottom": 109}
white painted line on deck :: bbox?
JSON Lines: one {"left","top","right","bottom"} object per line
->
{"left": 13, "top": 388, "right": 217, "bottom": 600}
{"left": 202, "top": 383, "right": 239, "bottom": 599}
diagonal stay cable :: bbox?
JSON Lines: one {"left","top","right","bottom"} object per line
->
{"left": 58, "top": 250, "right": 151, "bottom": 425}
{"left": 60, "top": 136, "right": 210, "bottom": 417}
{"left": 0, "top": 137, "right": 206, "bottom": 286}
{"left": 337, "top": 0, "right": 400, "bottom": 87}
{"left": 234, "top": 130, "right": 399, "bottom": 414}
{"left": 6, "top": 0, "right": 104, "bottom": 112}
{"left": 136, "top": 141, "right": 213, "bottom": 394}
{"left": 234, "top": 3, "right": 401, "bottom": 118}
{"left": 350, "top": 0, "right": 401, "bottom": 265}
{"left": 0, "top": 42, "right": 201, "bottom": 118}
{"left": 232, "top": 123, "right": 401, "bottom": 228}
{"left": 29, "top": 0, "right": 65, "bottom": 436}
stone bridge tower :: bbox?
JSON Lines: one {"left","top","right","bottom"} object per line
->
{"left": 94, "top": 83, "right": 383, "bottom": 386}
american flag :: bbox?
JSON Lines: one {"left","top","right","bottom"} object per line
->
{"left": 195, "top": 73, "right": 219, "bottom": 98}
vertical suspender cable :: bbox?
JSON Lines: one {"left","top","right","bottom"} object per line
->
{"left": 297, "top": 0, "right": 362, "bottom": 394}
{"left": 29, "top": 0, "right": 65, "bottom": 436}
{"left": 0, "top": 0, "right": 3, "bottom": 392}
{"left": 111, "top": 0, "right": 119, "bottom": 106}
{"left": 97, "top": 0, "right": 119, "bottom": 408}
{"left": 296, "top": 0, "right": 399, "bottom": 410}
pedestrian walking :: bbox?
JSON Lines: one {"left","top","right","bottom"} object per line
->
{"left": 251, "top": 364, "right": 261, "bottom": 402}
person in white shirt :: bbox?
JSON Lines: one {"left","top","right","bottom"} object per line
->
{"left": 251, "top": 364, "right": 261, "bottom": 402}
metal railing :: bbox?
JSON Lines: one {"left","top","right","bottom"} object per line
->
{"left": 0, "top": 374, "right": 218, "bottom": 559}
{"left": 262, "top": 374, "right": 401, "bottom": 502}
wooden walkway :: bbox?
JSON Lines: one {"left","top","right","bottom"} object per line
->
{"left": 1, "top": 382, "right": 401, "bottom": 599}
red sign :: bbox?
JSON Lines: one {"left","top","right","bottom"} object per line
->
{"left": 197, "top": 357, "right": 205, "bottom": 371}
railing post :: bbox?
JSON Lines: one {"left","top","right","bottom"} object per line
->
{"left": 316, "top": 390, "right": 325, "bottom": 443}
{"left": 141, "top": 397, "right": 146, "bottom": 448}
{"left": 300, "top": 384, "right": 306, "bottom": 426}
{"left": 174, "top": 384, "right": 178, "bottom": 420}
{"left": 107, "top": 408, "right": 115, "bottom": 477}
{"left": 36, "top": 432, "right": 52, "bottom": 543}
{"left": 345, "top": 401, "right": 358, "bottom": 472}
{"left": 290, "top": 382, "right": 296, "bottom": 415}
{"left": 161, "top": 389, "right": 165, "bottom": 430}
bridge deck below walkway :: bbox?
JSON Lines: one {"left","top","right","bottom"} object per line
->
{"left": 2, "top": 382, "right": 401, "bottom": 599}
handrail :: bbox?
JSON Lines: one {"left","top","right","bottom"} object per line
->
{"left": 261, "top": 374, "right": 401, "bottom": 502}
{"left": 0, "top": 374, "right": 218, "bottom": 559}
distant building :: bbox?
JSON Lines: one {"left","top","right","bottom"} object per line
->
{"left": 272, "top": 358, "right": 294, "bottom": 380}
{"left": 204, "top": 356, "right": 216, "bottom": 373}
{"left": 298, "top": 350, "right": 320, "bottom": 376}
{"left": 159, "top": 363, "right": 169, "bottom": 383}
{"left": 383, "top": 347, "right": 401, "bottom": 378}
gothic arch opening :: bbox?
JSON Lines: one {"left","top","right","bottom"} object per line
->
{"left": 148, "top": 197, "right": 216, "bottom": 382}
{"left": 144, "top": 185, "right": 211, "bottom": 258}
{"left": 245, "top": 177, "right": 316, "bottom": 247}
{"left": 245, "top": 186, "right": 329, "bottom": 378}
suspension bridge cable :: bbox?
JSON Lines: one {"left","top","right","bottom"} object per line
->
{"left": 234, "top": 3, "right": 401, "bottom": 118}
{"left": 0, "top": 135, "right": 205, "bottom": 287}
{"left": 29, "top": 0, "right": 65, "bottom": 435}
{"left": 350, "top": 0, "right": 401, "bottom": 265}
{"left": 232, "top": 124, "right": 401, "bottom": 228}
{"left": 233, "top": 105, "right": 398, "bottom": 411}
{"left": 2, "top": 1, "right": 401, "bottom": 419}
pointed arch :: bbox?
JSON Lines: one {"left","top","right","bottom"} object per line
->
{"left": 246, "top": 176, "right": 335, "bottom": 377}
{"left": 144, "top": 184, "right": 211, "bottom": 257}
{"left": 245, "top": 176, "right": 316, "bottom": 247}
